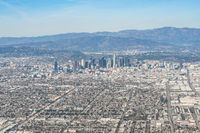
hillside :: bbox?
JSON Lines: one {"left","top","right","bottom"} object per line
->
{"left": 0, "top": 27, "right": 200, "bottom": 51}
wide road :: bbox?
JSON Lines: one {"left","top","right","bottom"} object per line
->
{"left": 166, "top": 80, "right": 175, "bottom": 133}
{"left": 115, "top": 89, "right": 133, "bottom": 133}
{"left": 64, "top": 84, "right": 108, "bottom": 132}
{"left": 2, "top": 88, "right": 75, "bottom": 132}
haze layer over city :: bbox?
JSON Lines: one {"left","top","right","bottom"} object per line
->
{"left": 1, "top": 0, "right": 200, "bottom": 133}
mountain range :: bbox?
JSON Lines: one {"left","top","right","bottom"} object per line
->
{"left": 1, "top": 27, "right": 200, "bottom": 51}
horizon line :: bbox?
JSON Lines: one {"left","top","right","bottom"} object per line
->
{"left": 1, "top": 26, "right": 200, "bottom": 38}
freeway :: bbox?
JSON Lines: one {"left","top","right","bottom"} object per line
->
{"left": 190, "top": 107, "right": 200, "bottom": 131}
{"left": 187, "top": 69, "right": 200, "bottom": 96}
{"left": 186, "top": 69, "right": 200, "bottom": 130}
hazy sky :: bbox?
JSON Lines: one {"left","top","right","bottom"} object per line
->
{"left": 0, "top": 0, "right": 200, "bottom": 37}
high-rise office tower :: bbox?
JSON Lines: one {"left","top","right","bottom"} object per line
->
{"left": 119, "top": 57, "right": 124, "bottom": 67}
{"left": 124, "top": 57, "right": 130, "bottom": 67}
{"left": 74, "top": 61, "right": 79, "bottom": 70}
{"left": 54, "top": 61, "right": 58, "bottom": 72}
{"left": 107, "top": 58, "right": 112, "bottom": 68}
{"left": 91, "top": 58, "right": 96, "bottom": 69}
{"left": 80, "top": 59, "right": 85, "bottom": 68}
{"left": 99, "top": 57, "right": 107, "bottom": 68}
{"left": 85, "top": 61, "right": 89, "bottom": 68}
{"left": 113, "top": 54, "right": 116, "bottom": 68}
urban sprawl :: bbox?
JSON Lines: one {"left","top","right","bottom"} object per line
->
{"left": 0, "top": 54, "right": 200, "bottom": 133}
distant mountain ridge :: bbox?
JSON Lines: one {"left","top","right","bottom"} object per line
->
{"left": 0, "top": 27, "right": 200, "bottom": 51}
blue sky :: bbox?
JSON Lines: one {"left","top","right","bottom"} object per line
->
{"left": 0, "top": 0, "right": 200, "bottom": 37}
